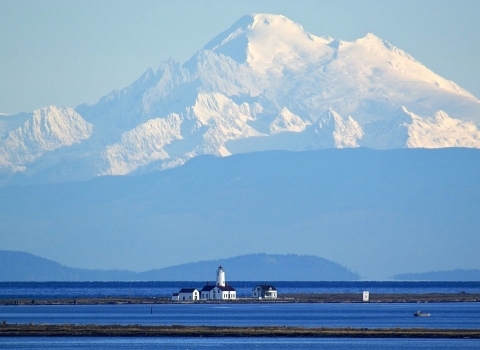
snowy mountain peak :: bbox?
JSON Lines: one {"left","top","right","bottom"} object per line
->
{"left": 204, "top": 13, "right": 333, "bottom": 70}
{"left": 269, "top": 107, "right": 309, "bottom": 135}
{"left": 204, "top": 14, "right": 305, "bottom": 51}
{"left": 356, "top": 32, "right": 383, "bottom": 43}
{"left": 1, "top": 14, "right": 480, "bottom": 185}
{"left": 0, "top": 106, "right": 92, "bottom": 173}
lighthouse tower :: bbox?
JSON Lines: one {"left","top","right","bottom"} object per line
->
{"left": 216, "top": 265, "right": 225, "bottom": 287}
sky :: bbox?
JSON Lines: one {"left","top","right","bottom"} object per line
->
{"left": 1, "top": 0, "right": 479, "bottom": 115}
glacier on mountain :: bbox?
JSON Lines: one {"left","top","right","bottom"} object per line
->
{"left": 405, "top": 109, "right": 480, "bottom": 148}
{"left": 1, "top": 13, "right": 480, "bottom": 183}
{"left": 0, "top": 106, "right": 92, "bottom": 173}
{"left": 101, "top": 113, "right": 183, "bottom": 175}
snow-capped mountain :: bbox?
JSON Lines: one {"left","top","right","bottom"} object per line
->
{"left": 0, "top": 106, "right": 92, "bottom": 173}
{"left": 1, "top": 14, "right": 480, "bottom": 184}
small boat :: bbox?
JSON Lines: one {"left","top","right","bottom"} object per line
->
{"left": 413, "top": 310, "right": 430, "bottom": 317}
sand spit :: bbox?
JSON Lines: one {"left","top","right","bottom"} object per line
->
{"left": 1, "top": 293, "right": 479, "bottom": 306}
{"left": 0, "top": 324, "right": 479, "bottom": 338}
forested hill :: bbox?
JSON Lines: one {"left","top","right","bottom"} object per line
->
{"left": 0, "top": 251, "right": 359, "bottom": 281}
{"left": 0, "top": 250, "right": 136, "bottom": 281}
{"left": 136, "top": 254, "right": 360, "bottom": 281}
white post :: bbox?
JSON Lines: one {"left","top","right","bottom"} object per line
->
{"left": 363, "top": 291, "right": 370, "bottom": 302}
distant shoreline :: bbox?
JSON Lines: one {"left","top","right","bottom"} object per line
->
{"left": 1, "top": 293, "right": 479, "bottom": 306}
{"left": 0, "top": 324, "right": 479, "bottom": 338}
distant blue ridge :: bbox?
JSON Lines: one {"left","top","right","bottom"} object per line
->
{"left": 0, "top": 251, "right": 358, "bottom": 282}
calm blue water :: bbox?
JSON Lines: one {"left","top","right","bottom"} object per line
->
{"left": 1, "top": 303, "right": 479, "bottom": 329}
{"left": 1, "top": 282, "right": 479, "bottom": 349}
{"left": 1, "top": 281, "right": 479, "bottom": 299}
{"left": 0, "top": 337, "right": 478, "bottom": 350}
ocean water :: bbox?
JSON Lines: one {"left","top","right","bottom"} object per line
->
{"left": 1, "top": 282, "right": 479, "bottom": 349}
{"left": 0, "top": 281, "right": 479, "bottom": 300}
{"left": 1, "top": 302, "right": 480, "bottom": 329}
{"left": 0, "top": 337, "right": 479, "bottom": 350}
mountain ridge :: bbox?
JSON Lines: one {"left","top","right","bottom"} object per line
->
{"left": 0, "top": 250, "right": 359, "bottom": 282}
{"left": 1, "top": 13, "right": 479, "bottom": 185}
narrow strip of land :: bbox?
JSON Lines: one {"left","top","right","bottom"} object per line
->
{"left": 0, "top": 324, "right": 479, "bottom": 338}
{"left": 282, "top": 293, "right": 480, "bottom": 303}
{"left": 1, "top": 293, "right": 479, "bottom": 306}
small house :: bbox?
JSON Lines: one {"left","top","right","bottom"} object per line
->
{"left": 171, "top": 292, "right": 180, "bottom": 301}
{"left": 201, "top": 283, "right": 236, "bottom": 300}
{"left": 252, "top": 284, "right": 277, "bottom": 299}
{"left": 178, "top": 288, "right": 199, "bottom": 301}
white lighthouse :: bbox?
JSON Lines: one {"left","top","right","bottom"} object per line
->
{"left": 199, "top": 265, "right": 236, "bottom": 300}
{"left": 216, "top": 265, "right": 225, "bottom": 287}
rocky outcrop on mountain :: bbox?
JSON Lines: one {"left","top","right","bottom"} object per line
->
{"left": 0, "top": 106, "right": 92, "bottom": 173}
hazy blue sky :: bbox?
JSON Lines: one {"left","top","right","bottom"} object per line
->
{"left": 1, "top": 0, "right": 479, "bottom": 115}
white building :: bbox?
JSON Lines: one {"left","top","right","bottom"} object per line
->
{"left": 177, "top": 288, "right": 199, "bottom": 301}
{"left": 200, "top": 283, "right": 236, "bottom": 300}
{"left": 252, "top": 284, "right": 277, "bottom": 299}
{"left": 200, "top": 265, "right": 236, "bottom": 300}
{"left": 171, "top": 292, "right": 180, "bottom": 301}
